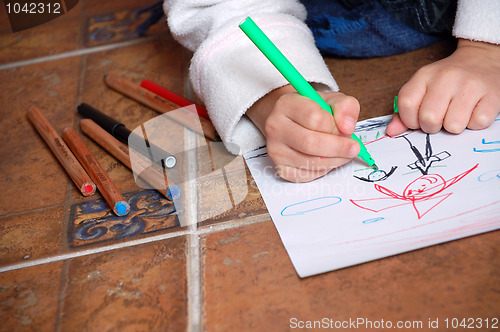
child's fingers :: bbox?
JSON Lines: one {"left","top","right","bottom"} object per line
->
{"left": 385, "top": 113, "right": 408, "bottom": 136}
{"left": 275, "top": 164, "right": 331, "bottom": 183}
{"left": 442, "top": 93, "right": 478, "bottom": 134}
{"left": 281, "top": 122, "right": 359, "bottom": 159}
{"left": 267, "top": 144, "right": 355, "bottom": 182}
{"left": 397, "top": 74, "right": 427, "bottom": 130}
{"left": 416, "top": 84, "right": 452, "bottom": 134}
{"left": 322, "top": 93, "right": 360, "bottom": 136}
{"left": 468, "top": 96, "right": 500, "bottom": 130}
{"left": 284, "top": 97, "right": 335, "bottom": 134}
{"left": 270, "top": 142, "right": 354, "bottom": 170}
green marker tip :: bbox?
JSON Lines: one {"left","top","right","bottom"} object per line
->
{"left": 393, "top": 96, "right": 399, "bottom": 113}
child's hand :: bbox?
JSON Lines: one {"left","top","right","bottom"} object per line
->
{"left": 387, "top": 39, "right": 500, "bottom": 136}
{"left": 247, "top": 85, "right": 360, "bottom": 182}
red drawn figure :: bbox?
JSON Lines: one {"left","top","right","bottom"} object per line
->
{"left": 351, "top": 133, "right": 479, "bottom": 219}
{"left": 351, "top": 165, "right": 478, "bottom": 219}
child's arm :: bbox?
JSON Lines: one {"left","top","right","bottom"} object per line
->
{"left": 164, "top": 0, "right": 340, "bottom": 156}
{"left": 246, "top": 85, "right": 360, "bottom": 182}
{"left": 387, "top": 39, "right": 500, "bottom": 136}
{"left": 387, "top": 0, "right": 500, "bottom": 136}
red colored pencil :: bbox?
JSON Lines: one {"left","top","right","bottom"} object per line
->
{"left": 140, "top": 79, "right": 210, "bottom": 120}
{"left": 104, "top": 74, "right": 219, "bottom": 142}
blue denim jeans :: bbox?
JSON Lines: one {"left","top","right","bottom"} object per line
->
{"left": 301, "top": 0, "right": 456, "bottom": 57}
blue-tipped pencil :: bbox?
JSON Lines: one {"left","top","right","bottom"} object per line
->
{"left": 62, "top": 127, "right": 130, "bottom": 216}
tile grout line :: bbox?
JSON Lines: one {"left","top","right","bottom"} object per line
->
{"left": 0, "top": 35, "right": 159, "bottom": 71}
{"left": 55, "top": 260, "right": 70, "bottom": 332}
{"left": 0, "top": 229, "right": 190, "bottom": 274}
{"left": 0, "top": 203, "right": 66, "bottom": 219}
{"left": 197, "top": 213, "right": 271, "bottom": 235}
{"left": 187, "top": 229, "right": 201, "bottom": 332}
{"left": 185, "top": 129, "right": 202, "bottom": 332}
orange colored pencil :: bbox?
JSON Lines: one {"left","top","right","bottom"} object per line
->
{"left": 62, "top": 127, "right": 130, "bottom": 216}
{"left": 27, "top": 106, "right": 96, "bottom": 196}
{"left": 104, "top": 73, "right": 219, "bottom": 141}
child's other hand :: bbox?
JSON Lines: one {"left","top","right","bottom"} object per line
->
{"left": 387, "top": 39, "right": 500, "bottom": 136}
{"left": 247, "top": 85, "right": 360, "bottom": 182}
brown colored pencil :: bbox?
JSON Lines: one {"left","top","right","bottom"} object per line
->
{"left": 27, "top": 106, "right": 96, "bottom": 196}
{"left": 104, "top": 73, "right": 219, "bottom": 141}
{"left": 80, "top": 118, "right": 180, "bottom": 200}
{"left": 62, "top": 127, "right": 130, "bottom": 216}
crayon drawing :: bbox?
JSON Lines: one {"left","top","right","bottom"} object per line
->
{"left": 244, "top": 114, "right": 500, "bottom": 277}
{"left": 351, "top": 165, "right": 478, "bottom": 219}
{"left": 351, "top": 133, "right": 478, "bottom": 219}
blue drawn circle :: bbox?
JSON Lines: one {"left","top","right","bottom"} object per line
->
{"left": 368, "top": 170, "right": 387, "bottom": 181}
{"left": 281, "top": 196, "right": 342, "bottom": 216}
{"left": 362, "top": 217, "right": 384, "bottom": 224}
{"left": 478, "top": 169, "right": 500, "bottom": 182}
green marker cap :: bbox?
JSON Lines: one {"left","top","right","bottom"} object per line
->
{"left": 393, "top": 96, "right": 399, "bottom": 113}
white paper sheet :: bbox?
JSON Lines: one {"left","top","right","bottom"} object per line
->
{"left": 244, "top": 115, "right": 500, "bottom": 277}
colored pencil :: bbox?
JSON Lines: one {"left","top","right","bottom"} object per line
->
{"left": 77, "top": 102, "right": 177, "bottom": 168}
{"left": 62, "top": 127, "right": 130, "bottom": 216}
{"left": 104, "top": 73, "right": 219, "bottom": 141}
{"left": 140, "top": 79, "right": 210, "bottom": 120}
{"left": 27, "top": 106, "right": 96, "bottom": 196}
{"left": 80, "top": 118, "right": 181, "bottom": 200}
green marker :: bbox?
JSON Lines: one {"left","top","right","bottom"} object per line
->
{"left": 239, "top": 17, "right": 377, "bottom": 169}
{"left": 393, "top": 95, "right": 399, "bottom": 113}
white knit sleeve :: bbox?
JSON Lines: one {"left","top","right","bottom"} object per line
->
{"left": 164, "top": 0, "right": 338, "bottom": 154}
{"left": 453, "top": 0, "right": 500, "bottom": 45}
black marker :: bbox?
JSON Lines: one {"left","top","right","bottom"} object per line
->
{"left": 77, "top": 103, "right": 177, "bottom": 168}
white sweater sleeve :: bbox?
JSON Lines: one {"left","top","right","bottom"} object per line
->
{"left": 453, "top": 0, "right": 500, "bottom": 45}
{"left": 164, "top": 0, "right": 338, "bottom": 154}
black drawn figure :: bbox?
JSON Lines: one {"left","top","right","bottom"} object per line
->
{"left": 402, "top": 133, "right": 450, "bottom": 175}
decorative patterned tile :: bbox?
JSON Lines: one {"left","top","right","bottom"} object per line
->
{"left": 68, "top": 189, "right": 179, "bottom": 248}
{"left": 60, "top": 237, "right": 188, "bottom": 331}
{"left": 0, "top": 261, "right": 63, "bottom": 331}
{"left": 201, "top": 221, "right": 500, "bottom": 331}
{"left": 83, "top": 0, "right": 159, "bottom": 16}
{"left": 83, "top": 5, "right": 168, "bottom": 47}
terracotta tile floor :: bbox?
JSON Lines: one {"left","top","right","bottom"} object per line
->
{"left": 1, "top": 1, "right": 499, "bottom": 331}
